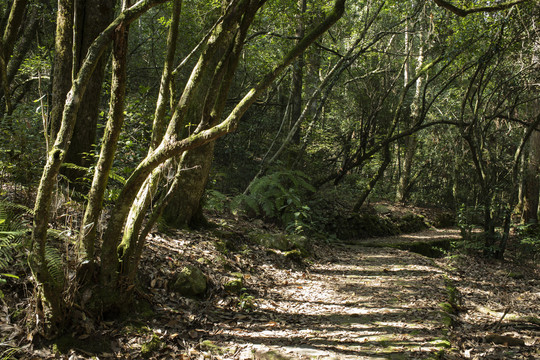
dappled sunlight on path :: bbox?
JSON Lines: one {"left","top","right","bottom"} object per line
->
{"left": 210, "top": 245, "right": 449, "bottom": 359}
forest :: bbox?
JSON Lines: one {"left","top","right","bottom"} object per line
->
{"left": 0, "top": 0, "right": 539, "bottom": 359}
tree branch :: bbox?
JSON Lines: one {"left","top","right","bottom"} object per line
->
{"left": 433, "top": 0, "right": 531, "bottom": 17}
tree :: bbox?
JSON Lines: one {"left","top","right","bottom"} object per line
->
{"left": 29, "top": 0, "right": 347, "bottom": 335}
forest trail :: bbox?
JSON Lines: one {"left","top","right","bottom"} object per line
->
{"left": 204, "top": 239, "right": 451, "bottom": 359}
{"left": 8, "top": 227, "right": 537, "bottom": 359}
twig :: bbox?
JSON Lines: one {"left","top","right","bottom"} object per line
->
{"left": 492, "top": 306, "right": 511, "bottom": 331}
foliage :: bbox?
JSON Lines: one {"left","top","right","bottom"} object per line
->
{"left": 456, "top": 205, "right": 483, "bottom": 238}
{"left": 203, "top": 189, "right": 229, "bottom": 213}
{"left": 232, "top": 170, "right": 315, "bottom": 234}
{"left": 1, "top": 0, "right": 538, "bottom": 336}
{"left": 0, "top": 105, "right": 45, "bottom": 193}
{"left": 515, "top": 223, "right": 540, "bottom": 261}
{"left": 0, "top": 200, "right": 66, "bottom": 292}
{"left": 0, "top": 202, "right": 30, "bottom": 271}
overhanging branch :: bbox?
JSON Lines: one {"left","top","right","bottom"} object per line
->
{"left": 432, "top": 0, "right": 531, "bottom": 17}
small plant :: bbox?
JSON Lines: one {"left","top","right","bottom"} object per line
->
{"left": 456, "top": 205, "right": 480, "bottom": 238}
{"left": 238, "top": 291, "right": 257, "bottom": 312}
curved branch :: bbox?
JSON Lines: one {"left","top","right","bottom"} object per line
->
{"left": 433, "top": 0, "right": 531, "bottom": 17}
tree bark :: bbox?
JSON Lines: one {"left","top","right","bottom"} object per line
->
{"left": 289, "top": 0, "right": 306, "bottom": 145}
{"left": 78, "top": 0, "right": 131, "bottom": 262}
{"left": 396, "top": 28, "right": 424, "bottom": 203}
{"left": 161, "top": 0, "right": 260, "bottom": 228}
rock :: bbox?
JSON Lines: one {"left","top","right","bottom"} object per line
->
{"left": 249, "top": 232, "right": 291, "bottom": 251}
{"left": 288, "top": 235, "right": 310, "bottom": 255}
{"left": 170, "top": 265, "right": 207, "bottom": 297}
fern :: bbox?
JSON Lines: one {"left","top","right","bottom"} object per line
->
{"left": 0, "top": 201, "right": 65, "bottom": 288}
{"left": 0, "top": 201, "right": 29, "bottom": 271}
{"left": 44, "top": 246, "right": 64, "bottom": 288}
{"left": 232, "top": 170, "right": 315, "bottom": 233}
{"left": 61, "top": 162, "right": 126, "bottom": 185}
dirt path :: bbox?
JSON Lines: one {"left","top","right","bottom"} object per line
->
{"left": 206, "top": 244, "right": 451, "bottom": 359}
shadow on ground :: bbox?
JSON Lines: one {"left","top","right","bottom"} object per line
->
{"left": 201, "top": 245, "right": 450, "bottom": 359}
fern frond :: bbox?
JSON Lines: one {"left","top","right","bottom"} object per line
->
{"left": 0, "top": 201, "right": 34, "bottom": 216}
{"left": 0, "top": 201, "right": 30, "bottom": 271}
{"left": 61, "top": 162, "right": 90, "bottom": 173}
{"left": 47, "top": 228, "right": 74, "bottom": 243}
{"left": 44, "top": 246, "right": 65, "bottom": 288}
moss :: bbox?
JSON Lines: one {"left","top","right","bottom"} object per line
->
{"left": 439, "top": 302, "right": 453, "bottom": 313}
{"left": 141, "top": 333, "right": 162, "bottom": 356}
{"left": 200, "top": 340, "right": 224, "bottom": 354}
{"left": 135, "top": 298, "right": 155, "bottom": 319}
{"left": 507, "top": 271, "right": 524, "bottom": 279}
{"left": 443, "top": 277, "right": 461, "bottom": 312}
{"left": 214, "top": 240, "right": 229, "bottom": 254}
{"left": 122, "top": 323, "right": 151, "bottom": 336}
{"left": 430, "top": 339, "right": 451, "bottom": 348}
{"left": 390, "top": 240, "right": 450, "bottom": 258}
{"left": 170, "top": 265, "right": 207, "bottom": 297}
{"left": 284, "top": 249, "right": 304, "bottom": 262}
{"left": 197, "top": 257, "right": 211, "bottom": 265}
{"left": 441, "top": 313, "right": 453, "bottom": 327}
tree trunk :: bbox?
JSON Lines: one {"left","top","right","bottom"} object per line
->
{"left": 48, "top": 0, "right": 74, "bottom": 140}
{"left": 522, "top": 128, "right": 540, "bottom": 224}
{"left": 0, "top": 0, "right": 28, "bottom": 115}
{"left": 289, "top": 0, "right": 306, "bottom": 146}
{"left": 78, "top": 0, "right": 131, "bottom": 262}
{"left": 57, "top": 0, "right": 115, "bottom": 188}
{"left": 396, "top": 28, "right": 424, "bottom": 203}
{"left": 161, "top": 143, "right": 215, "bottom": 228}
{"left": 31, "top": 0, "right": 170, "bottom": 334}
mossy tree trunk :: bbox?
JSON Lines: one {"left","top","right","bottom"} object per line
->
{"left": 101, "top": 0, "right": 347, "bottom": 296}
{"left": 161, "top": 142, "right": 215, "bottom": 228}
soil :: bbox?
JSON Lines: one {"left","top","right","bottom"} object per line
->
{"left": 1, "top": 217, "right": 539, "bottom": 359}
